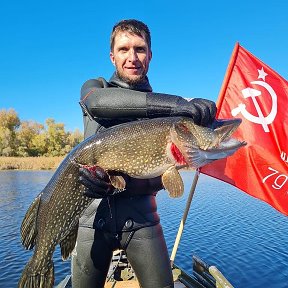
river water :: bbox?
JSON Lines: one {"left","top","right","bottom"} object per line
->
{"left": 0, "top": 170, "right": 287, "bottom": 288}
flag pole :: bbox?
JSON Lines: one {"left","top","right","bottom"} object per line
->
{"left": 170, "top": 170, "right": 200, "bottom": 264}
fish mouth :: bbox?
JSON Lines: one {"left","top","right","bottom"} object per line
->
{"left": 209, "top": 118, "right": 247, "bottom": 153}
{"left": 209, "top": 138, "right": 247, "bottom": 152}
{"left": 210, "top": 118, "right": 242, "bottom": 143}
{"left": 201, "top": 138, "right": 246, "bottom": 160}
{"left": 209, "top": 118, "right": 242, "bottom": 130}
{"left": 183, "top": 139, "right": 246, "bottom": 168}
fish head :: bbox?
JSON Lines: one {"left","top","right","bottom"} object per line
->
{"left": 168, "top": 117, "right": 246, "bottom": 169}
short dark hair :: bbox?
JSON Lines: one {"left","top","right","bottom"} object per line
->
{"left": 110, "top": 19, "right": 151, "bottom": 51}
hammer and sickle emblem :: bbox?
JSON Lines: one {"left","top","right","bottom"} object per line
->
{"left": 231, "top": 80, "right": 277, "bottom": 132}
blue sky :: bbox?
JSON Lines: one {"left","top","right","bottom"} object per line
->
{"left": 0, "top": 0, "right": 287, "bottom": 132}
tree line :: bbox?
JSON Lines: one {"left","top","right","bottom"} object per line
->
{"left": 0, "top": 109, "right": 83, "bottom": 157}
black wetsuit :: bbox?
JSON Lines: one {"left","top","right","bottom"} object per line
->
{"left": 72, "top": 73, "right": 174, "bottom": 288}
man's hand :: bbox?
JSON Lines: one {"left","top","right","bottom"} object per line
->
{"left": 172, "top": 98, "right": 217, "bottom": 126}
{"left": 79, "top": 166, "right": 114, "bottom": 198}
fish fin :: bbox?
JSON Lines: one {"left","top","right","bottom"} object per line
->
{"left": 60, "top": 224, "right": 79, "bottom": 260}
{"left": 162, "top": 166, "right": 184, "bottom": 198}
{"left": 109, "top": 175, "right": 126, "bottom": 190}
{"left": 20, "top": 194, "right": 41, "bottom": 250}
{"left": 18, "top": 257, "right": 54, "bottom": 288}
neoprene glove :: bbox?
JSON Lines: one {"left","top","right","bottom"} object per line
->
{"left": 172, "top": 98, "right": 217, "bottom": 126}
{"left": 79, "top": 166, "right": 164, "bottom": 198}
{"left": 146, "top": 93, "right": 217, "bottom": 126}
{"left": 79, "top": 166, "right": 114, "bottom": 198}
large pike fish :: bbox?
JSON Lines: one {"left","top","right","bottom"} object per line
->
{"left": 19, "top": 117, "right": 246, "bottom": 287}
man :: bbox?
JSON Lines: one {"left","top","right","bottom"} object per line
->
{"left": 72, "top": 19, "right": 216, "bottom": 288}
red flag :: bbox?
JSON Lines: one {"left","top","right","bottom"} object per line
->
{"left": 200, "top": 43, "right": 288, "bottom": 215}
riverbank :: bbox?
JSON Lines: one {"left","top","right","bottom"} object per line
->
{"left": 0, "top": 156, "right": 64, "bottom": 170}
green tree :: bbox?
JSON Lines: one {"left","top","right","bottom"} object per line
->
{"left": 0, "top": 109, "right": 20, "bottom": 156}
{"left": 16, "top": 121, "right": 44, "bottom": 156}
{"left": 66, "top": 129, "right": 84, "bottom": 149}
{"left": 0, "top": 109, "right": 83, "bottom": 157}
{"left": 31, "top": 133, "right": 49, "bottom": 156}
{"left": 45, "top": 118, "right": 68, "bottom": 156}
{"left": 59, "top": 128, "right": 84, "bottom": 155}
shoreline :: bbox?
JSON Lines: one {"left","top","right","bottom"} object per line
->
{"left": 0, "top": 156, "right": 64, "bottom": 170}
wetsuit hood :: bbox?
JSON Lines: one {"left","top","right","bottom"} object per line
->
{"left": 109, "top": 72, "right": 152, "bottom": 92}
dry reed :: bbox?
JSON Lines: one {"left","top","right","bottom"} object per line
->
{"left": 0, "top": 157, "right": 64, "bottom": 170}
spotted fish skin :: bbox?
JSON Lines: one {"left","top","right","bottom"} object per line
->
{"left": 19, "top": 117, "right": 245, "bottom": 287}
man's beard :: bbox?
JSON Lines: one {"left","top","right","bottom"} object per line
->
{"left": 115, "top": 68, "right": 147, "bottom": 86}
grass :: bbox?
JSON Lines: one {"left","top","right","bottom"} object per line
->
{"left": 0, "top": 156, "right": 64, "bottom": 170}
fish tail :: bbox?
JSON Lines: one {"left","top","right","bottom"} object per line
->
{"left": 18, "top": 257, "right": 54, "bottom": 288}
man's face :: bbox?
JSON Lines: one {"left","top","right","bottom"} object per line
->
{"left": 110, "top": 31, "right": 152, "bottom": 85}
